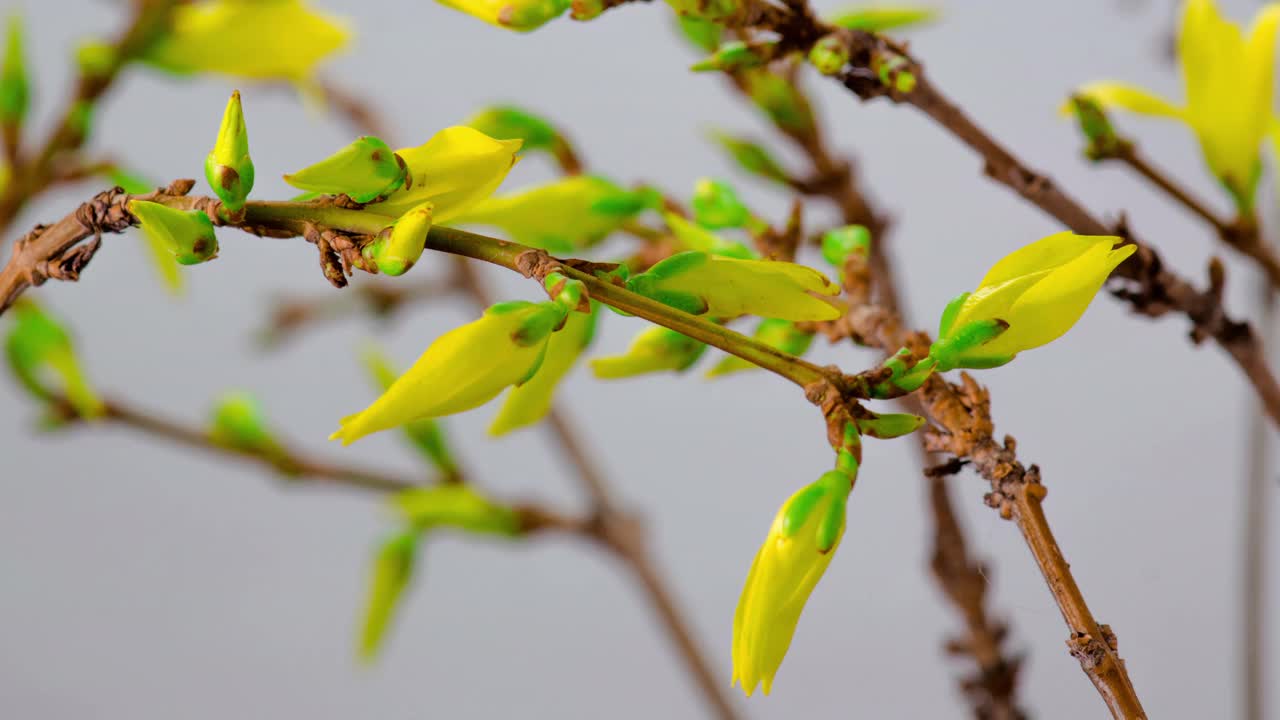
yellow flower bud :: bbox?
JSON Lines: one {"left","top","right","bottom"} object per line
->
{"left": 733, "top": 470, "right": 852, "bottom": 696}
{"left": 205, "top": 91, "right": 254, "bottom": 212}
{"left": 457, "top": 176, "right": 640, "bottom": 252}
{"left": 627, "top": 251, "right": 842, "bottom": 321}
{"left": 931, "top": 232, "right": 1135, "bottom": 370}
{"left": 129, "top": 200, "right": 219, "bottom": 266}
{"left": 437, "top": 0, "right": 570, "bottom": 31}
{"left": 377, "top": 127, "right": 523, "bottom": 221}
{"left": 1068, "top": 0, "right": 1280, "bottom": 211}
{"left": 490, "top": 306, "right": 596, "bottom": 435}
{"left": 141, "top": 0, "right": 350, "bottom": 84}
{"left": 330, "top": 301, "right": 564, "bottom": 445}
{"left": 364, "top": 200, "right": 434, "bottom": 277}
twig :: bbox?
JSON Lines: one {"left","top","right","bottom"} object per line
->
{"left": 450, "top": 253, "right": 742, "bottom": 720}
{"left": 0, "top": 0, "right": 179, "bottom": 237}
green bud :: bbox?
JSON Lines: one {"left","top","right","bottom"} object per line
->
{"left": 544, "top": 271, "right": 590, "bottom": 313}
{"left": 691, "top": 178, "right": 752, "bottom": 229}
{"left": 4, "top": 299, "right": 103, "bottom": 419}
{"left": 0, "top": 13, "right": 29, "bottom": 126}
{"left": 708, "top": 131, "right": 789, "bottom": 185}
{"left": 675, "top": 15, "right": 722, "bottom": 53}
{"left": 808, "top": 34, "right": 851, "bottom": 76}
{"left": 744, "top": 71, "right": 814, "bottom": 134}
{"left": 129, "top": 200, "right": 219, "bottom": 266}
{"left": 392, "top": 485, "right": 522, "bottom": 536}
{"left": 855, "top": 411, "right": 925, "bottom": 439}
{"left": 204, "top": 91, "right": 254, "bottom": 212}
{"left": 869, "top": 347, "right": 937, "bottom": 398}
{"left": 361, "top": 347, "right": 460, "bottom": 478}
{"left": 665, "top": 0, "right": 743, "bottom": 23}
{"left": 827, "top": 6, "right": 938, "bottom": 32}
{"left": 74, "top": 39, "right": 117, "bottom": 81}
{"left": 209, "top": 391, "right": 277, "bottom": 451}
{"left": 364, "top": 201, "right": 433, "bottom": 277}
{"left": 707, "top": 318, "right": 813, "bottom": 377}
{"left": 690, "top": 41, "right": 774, "bottom": 73}
{"left": 283, "top": 136, "right": 409, "bottom": 204}
{"left": 359, "top": 530, "right": 418, "bottom": 661}
{"left": 466, "top": 105, "right": 560, "bottom": 152}
{"left": 1069, "top": 95, "right": 1122, "bottom": 160}
{"left": 875, "top": 53, "right": 917, "bottom": 94}
{"left": 821, "top": 225, "right": 871, "bottom": 267}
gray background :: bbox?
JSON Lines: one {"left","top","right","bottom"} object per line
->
{"left": 1, "top": 0, "right": 1276, "bottom": 717}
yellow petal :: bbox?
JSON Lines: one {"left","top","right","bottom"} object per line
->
{"left": 976, "top": 231, "right": 1116, "bottom": 289}
{"left": 488, "top": 307, "right": 595, "bottom": 435}
{"left": 458, "top": 176, "right": 630, "bottom": 251}
{"left": 381, "top": 126, "right": 522, "bottom": 220}
{"left": 983, "top": 242, "right": 1135, "bottom": 356}
{"left": 640, "top": 253, "right": 842, "bottom": 321}
{"left": 144, "top": 0, "right": 349, "bottom": 82}
{"left": 330, "top": 303, "right": 554, "bottom": 445}
{"left": 1069, "top": 81, "right": 1182, "bottom": 119}
{"left": 589, "top": 325, "right": 705, "bottom": 379}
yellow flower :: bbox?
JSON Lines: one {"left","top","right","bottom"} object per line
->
{"left": 733, "top": 470, "right": 851, "bottom": 696}
{"left": 590, "top": 325, "right": 706, "bottom": 379}
{"left": 330, "top": 301, "right": 564, "bottom": 445}
{"left": 436, "top": 0, "right": 570, "bottom": 31}
{"left": 376, "top": 126, "right": 523, "bottom": 220}
{"left": 627, "top": 251, "right": 842, "bottom": 321}
{"left": 457, "top": 176, "right": 641, "bottom": 252}
{"left": 1070, "top": 0, "right": 1280, "bottom": 209}
{"left": 930, "top": 232, "right": 1135, "bottom": 370}
{"left": 364, "top": 200, "right": 434, "bottom": 277}
{"left": 489, "top": 307, "right": 596, "bottom": 436}
{"left": 142, "top": 0, "right": 350, "bottom": 84}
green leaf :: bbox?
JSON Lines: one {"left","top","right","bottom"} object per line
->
{"left": 827, "top": 6, "right": 938, "bottom": 32}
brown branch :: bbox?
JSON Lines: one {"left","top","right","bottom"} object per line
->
{"left": 1093, "top": 138, "right": 1280, "bottom": 289}
{"left": 0, "top": 0, "right": 179, "bottom": 237}
{"left": 724, "top": 63, "right": 1025, "bottom": 718}
{"left": 450, "top": 253, "right": 741, "bottom": 720}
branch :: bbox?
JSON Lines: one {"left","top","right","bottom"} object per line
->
{"left": 0, "top": 0, "right": 179, "bottom": 236}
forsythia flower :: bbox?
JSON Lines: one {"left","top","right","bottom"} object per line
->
{"left": 436, "top": 0, "right": 570, "bottom": 32}
{"left": 330, "top": 301, "right": 565, "bottom": 445}
{"left": 733, "top": 469, "right": 852, "bottom": 696}
{"left": 627, "top": 251, "right": 842, "bottom": 321}
{"left": 376, "top": 127, "right": 523, "bottom": 219}
{"left": 361, "top": 347, "right": 459, "bottom": 477}
{"left": 141, "top": 0, "right": 350, "bottom": 84}
{"left": 456, "top": 176, "right": 642, "bottom": 252}
{"left": 590, "top": 325, "right": 706, "bottom": 379}
{"left": 489, "top": 307, "right": 597, "bottom": 436}
{"left": 930, "top": 232, "right": 1135, "bottom": 371}
{"left": 1070, "top": 0, "right": 1280, "bottom": 210}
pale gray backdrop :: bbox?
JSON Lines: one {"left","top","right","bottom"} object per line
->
{"left": 1, "top": 0, "right": 1276, "bottom": 718}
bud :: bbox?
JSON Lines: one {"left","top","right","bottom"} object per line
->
{"left": 284, "top": 136, "right": 408, "bottom": 204}
{"left": 364, "top": 200, "right": 433, "bottom": 277}
{"left": 665, "top": 0, "right": 743, "bottom": 23}
{"left": 205, "top": 91, "right": 255, "bottom": 212}
{"left": 359, "top": 530, "right": 418, "bottom": 661}
{"left": 491, "top": 304, "right": 595, "bottom": 435}
{"left": 466, "top": 105, "right": 560, "bottom": 152}
{"left": 733, "top": 468, "right": 853, "bottom": 695}
{"left": 873, "top": 52, "right": 917, "bottom": 94}
{"left": 707, "top": 319, "right": 813, "bottom": 377}
{"left": 4, "top": 300, "right": 103, "bottom": 419}
{"left": 691, "top": 178, "right": 752, "bottom": 229}
{"left": 209, "top": 391, "right": 277, "bottom": 452}
{"left": 392, "top": 485, "right": 522, "bottom": 536}
{"left": 743, "top": 70, "right": 814, "bottom": 134}
{"left": 1067, "top": 94, "right": 1123, "bottom": 160}
{"left": 708, "top": 131, "right": 790, "bottom": 185}
{"left": 855, "top": 411, "right": 925, "bottom": 439}
{"left": 0, "top": 13, "right": 29, "bottom": 127}
{"left": 74, "top": 40, "right": 117, "bottom": 81}
{"left": 664, "top": 212, "right": 755, "bottom": 259}
{"left": 590, "top": 325, "right": 706, "bottom": 379}
{"left": 675, "top": 15, "right": 723, "bottom": 53}
{"left": 807, "top": 34, "right": 850, "bottom": 76}
{"left": 435, "top": 0, "right": 570, "bottom": 31}
{"left": 361, "top": 346, "right": 460, "bottom": 478}
{"left": 820, "top": 225, "right": 871, "bottom": 267}
{"left": 690, "top": 41, "right": 774, "bottom": 73}
{"left": 929, "top": 232, "right": 1135, "bottom": 371}
{"left": 331, "top": 301, "right": 566, "bottom": 445}
{"left": 827, "top": 5, "right": 938, "bottom": 31}
{"left": 627, "top": 251, "right": 842, "bottom": 321}
{"left": 129, "top": 200, "right": 219, "bottom": 266}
